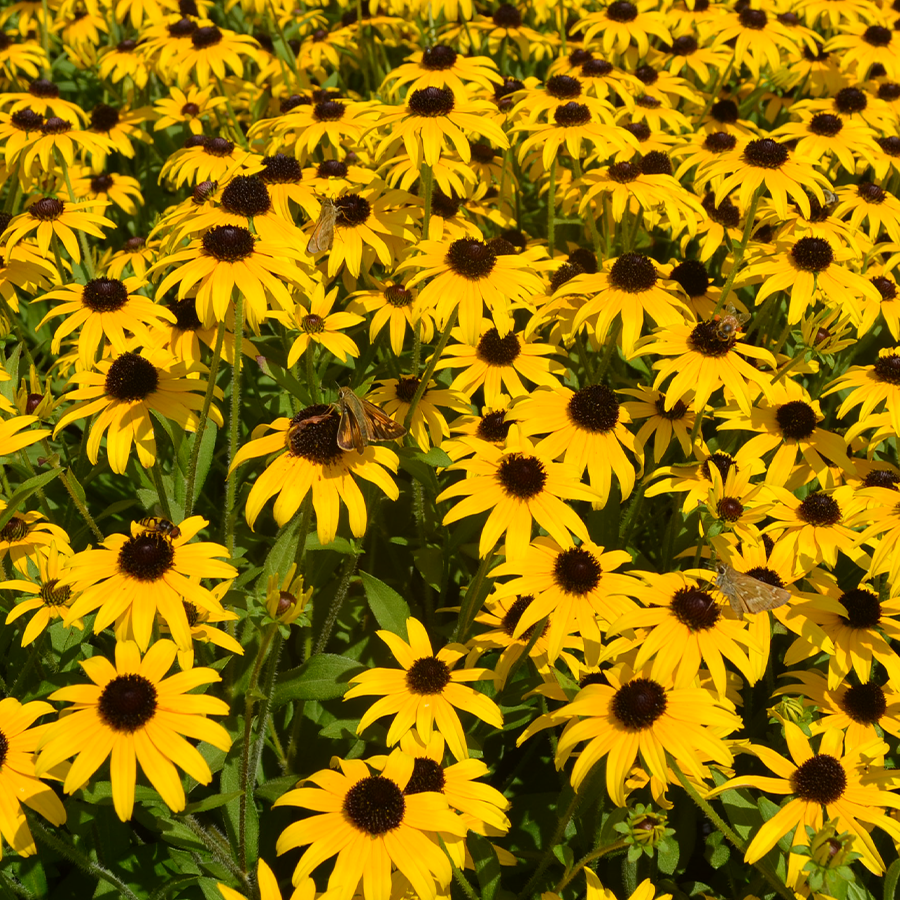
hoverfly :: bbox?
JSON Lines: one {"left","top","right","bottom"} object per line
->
{"left": 336, "top": 386, "right": 406, "bottom": 453}
{"left": 306, "top": 197, "right": 339, "bottom": 254}
{"left": 715, "top": 563, "right": 791, "bottom": 616}
{"left": 713, "top": 304, "right": 750, "bottom": 342}
{"left": 138, "top": 517, "right": 182, "bottom": 540}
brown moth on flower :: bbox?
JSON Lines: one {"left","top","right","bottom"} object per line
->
{"left": 715, "top": 563, "right": 792, "bottom": 615}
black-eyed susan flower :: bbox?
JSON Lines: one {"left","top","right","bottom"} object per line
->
{"left": 764, "top": 487, "right": 863, "bottom": 569}
{"left": 105, "top": 235, "right": 158, "bottom": 280}
{"left": 519, "top": 659, "right": 741, "bottom": 805}
{"left": 632, "top": 319, "right": 776, "bottom": 416}
{"left": 824, "top": 348, "right": 900, "bottom": 443}
{"left": 374, "top": 86, "right": 508, "bottom": 170}
{"left": 786, "top": 578, "right": 900, "bottom": 688}
{"left": 282, "top": 281, "right": 363, "bottom": 366}
{"left": 0, "top": 505, "right": 71, "bottom": 575}
{"left": 345, "top": 617, "right": 502, "bottom": 760}
{"left": 707, "top": 137, "right": 832, "bottom": 219}
{"left": 0, "top": 697, "right": 67, "bottom": 857}
{"left": 515, "top": 100, "right": 636, "bottom": 170}
{"left": 62, "top": 168, "right": 144, "bottom": 216}
{"left": 846, "top": 485, "right": 900, "bottom": 585}
{"left": 607, "top": 571, "right": 758, "bottom": 698}
{"left": 96, "top": 38, "right": 150, "bottom": 90}
{"left": 52, "top": 349, "right": 224, "bottom": 474}
{"left": 150, "top": 224, "right": 314, "bottom": 332}
{"left": 398, "top": 238, "right": 545, "bottom": 345}
{"left": 261, "top": 98, "right": 377, "bottom": 162}
{"left": 434, "top": 322, "right": 565, "bottom": 407}
{"left": 346, "top": 279, "right": 435, "bottom": 356}
{"left": 153, "top": 85, "right": 227, "bottom": 135}
{"left": 509, "top": 384, "right": 637, "bottom": 508}
{"left": 705, "top": 725, "right": 900, "bottom": 886}
{"left": 58, "top": 515, "right": 236, "bottom": 651}
{"left": 167, "top": 589, "right": 243, "bottom": 671}
{"left": 171, "top": 23, "right": 260, "bottom": 88}
{"left": 702, "top": 462, "right": 774, "bottom": 545}
{"left": 437, "top": 429, "right": 599, "bottom": 561}
{"left": 1, "top": 541, "right": 82, "bottom": 646}
{"left": 229, "top": 405, "right": 399, "bottom": 545}
{"left": 3, "top": 197, "right": 114, "bottom": 264}
{"left": 35, "top": 639, "right": 232, "bottom": 822}
{"left": 491, "top": 537, "right": 638, "bottom": 664}
{"left": 741, "top": 235, "right": 880, "bottom": 324}
{"left": 572, "top": 0, "right": 672, "bottom": 61}
{"left": 620, "top": 386, "right": 696, "bottom": 465}
{"left": 368, "top": 376, "right": 470, "bottom": 451}
{"left": 382, "top": 45, "right": 502, "bottom": 97}
{"left": 17, "top": 115, "right": 110, "bottom": 174}
{"left": 833, "top": 182, "right": 900, "bottom": 245}
{"left": 555, "top": 253, "right": 691, "bottom": 358}
{"left": 715, "top": 381, "right": 854, "bottom": 489}
{"left": 773, "top": 670, "right": 900, "bottom": 751}
{"left": 273, "top": 750, "right": 467, "bottom": 900}
{"left": 37, "top": 276, "right": 176, "bottom": 369}
{"left": 772, "top": 112, "right": 882, "bottom": 174}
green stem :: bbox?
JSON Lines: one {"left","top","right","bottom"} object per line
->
{"left": 594, "top": 321, "right": 621, "bottom": 384}
{"left": 215, "top": 76, "right": 249, "bottom": 149}
{"left": 54, "top": 149, "right": 94, "bottom": 280}
{"left": 574, "top": 332, "right": 594, "bottom": 384}
{"left": 306, "top": 343, "right": 320, "bottom": 403}
{"left": 59, "top": 469, "right": 104, "bottom": 541}
{"left": 239, "top": 622, "right": 278, "bottom": 871}
{"left": 455, "top": 546, "right": 495, "bottom": 643}
{"left": 403, "top": 309, "right": 457, "bottom": 431}
{"left": 0, "top": 293, "right": 37, "bottom": 371}
{"left": 180, "top": 815, "right": 248, "bottom": 885}
{"left": 421, "top": 163, "right": 434, "bottom": 241}
{"left": 668, "top": 759, "right": 794, "bottom": 900}
{"left": 547, "top": 158, "right": 558, "bottom": 257}
{"left": 697, "top": 59, "right": 734, "bottom": 125}
{"left": 150, "top": 461, "right": 172, "bottom": 520}
{"left": 555, "top": 843, "right": 628, "bottom": 893}
{"left": 3, "top": 159, "right": 21, "bottom": 214}
{"left": 293, "top": 492, "right": 314, "bottom": 569}
{"left": 626, "top": 206, "right": 644, "bottom": 252}
{"left": 438, "top": 836, "right": 480, "bottom": 900}
{"left": 412, "top": 318, "right": 422, "bottom": 376}
{"left": 312, "top": 547, "right": 360, "bottom": 655}
{"left": 29, "top": 818, "right": 143, "bottom": 900}
{"left": 185, "top": 322, "right": 225, "bottom": 518}
{"left": 40, "top": 0, "right": 51, "bottom": 74}
{"left": 771, "top": 349, "right": 807, "bottom": 384}
{"left": 712, "top": 187, "right": 763, "bottom": 318}
{"left": 515, "top": 762, "right": 605, "bottom": 900}
{"left": 224, "top": 290, "right": 244, "bottom": 554}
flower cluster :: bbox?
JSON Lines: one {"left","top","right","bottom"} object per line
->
{"left": 0, "top": 0, "right": 898, "bottom": 898}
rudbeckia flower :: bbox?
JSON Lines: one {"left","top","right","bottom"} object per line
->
{"left": 153, "top": 85, "right": 228, "bottom": 135}
{"left": 0, "top": 504, "right": 71, "bottom": 574}
{"left": 715, "top": 380, "right": 854, "bottom": 488}
{"left": 345, "top": 617, "right": 502, "bottom": 760}
{"left": 281, "top": 281, "right": 363, "bottom": 366}
{"left": 824, "top": 347, "right": 900, "bottom": 438}
{"left": 632, "top": 318, "right": 776, "bottom": 416}
{"left": 3, "top": 197, "right": 114, "bottom": 263}
{"left": 229, "top": 405, "right": 400, "bottom": 545}
{"left": 434, "top": 321, "right": 565, "bottom": 406}
{"left": 346, "top": 278, "right": 435, "bottom": 356}
{"left": 382, "top": 45, "right": 501, "bottom": 96}
{"left": 274, "top": 751, "right": 467, "bottom": 900}
{"left": 491, "top": 536, "right": 638, "bottom": 664}
{"left": 705, "top": 725, "right": 900, "bottom": 886}
{"left": 509, "top": 383, "right": 637, "bottom": 508}
{"left": 59, "top": 515, "right": 236, "bottom": 651}
{"left": 171, "top": 23, "right": 260, "bottom": 88}
{"left": 52, "top": 349, "right": 224, "bottom": 474}
{"left": 1, "top": 541, "right": 83, "bottom": 646}
{"left": 0, "top": 697, "right": 67, "bottom": 857}
{"left": 398, "top": 238, "right": 545, "bottom": 345}
{"left": 437, "top": 429, "right": 600, "bottom": 561}
{"left": 374, "top": 86, "right": 509, "bottom": 169}
{"left": 518, "top": 659, "right": 741, "bottom": 805}
{"left": 35, "top": 639, "right": 232, "bottom": 821}
{"left": 37, "top": 275, "right": 176, "bottom": 369}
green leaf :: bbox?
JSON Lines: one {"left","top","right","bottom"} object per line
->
{"left": 360, "top": 571, "right": 410, "bottom": 637}
{"left": 186, "top": 421, "right": 218, "bottom": 510}
{"left": 273, "top": 653, "right": 364, "bottom": 705}
{"left": 0, "top": 469, "right": 61, "bottom": 529}
{"left": 885, "top": 858, "right": 900, "bottom": 900}
{"left": 183, "top": 790, "right": 243, "bottom": 814}
{"left": 258, "top": 507, "right": 305, "bottom": 591}
{"left": 469, "top": 833, "right": 503, "bottom": 900}
{"left": 415, "top": 446, "right": 452, "bottom": 468}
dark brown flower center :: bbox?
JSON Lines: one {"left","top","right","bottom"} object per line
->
{"left": 288, "top": 405, "right": 343, "bottom": 465}
{"left": 553, "top": 546, "right": 602, "bottom": 594}
{"left": 840, "top": 682, "right": 886, "bottom": 724}
{"left": 83, "top": 277, "right": 129, "bottom": 312}
{"left": 497, "top": 453, "right": 546, "bottom": 499}
{"left": 29, "top": 197, "right": 64, "bottom": 220}
{"left": 611, "top": 677, "right": 667, "bottom": 729}
{"left": 191, "top": 25, "right": 222, "bottom": 48}
{"left": 98, "top": 673, "right": 158, "bottom": 732}
{"left": 476, "top": 328, "right": 520, "bottom": 366}
{"left": 609, "top": 253, "right": 657, "bottom": 292}
{"left": 408, "top": 86, "right": 454, "bottom": 117}
{"left": 406, "top": 656, "right": 451, "bottom": 694}
{"left": 790, "top": 754, "right": 846, "bottom": 804}
{"left": 260, "top": 153, "right": 302, "bottom": 184}
{"left": 567, "top": 384, "right": 619, "bottom": 433}
{"left": 553, "top": 101, "right": 591, "bottom": 127}
{"left": 117, "top": 532, "right": 175, "bottom": 581}
{"left": 446, "top": 238, "right": 497, "bottom": 280}
{"left": 403, "top": 757, "right": 445, "bottom": 794}
{"left": 838, "top": 587, "right": 880, "bottom": 629}
{"left": 775, "top": 400, "right": 817, "bottom": 440}
{"left": 221, "top": 175, "right": 271, "bottom": 217}
{"left": 797, "top": 492, "right": 841, "bottom": 526}
{"left": 743, "top": 138, "right": 789, "bottom": 169}
{"left": 671, "top": 586, "right": 720, "bottom": 629}
{"left": 202, "top": 225, "right": 255, "bottom": 262}
{"left": 688, "top": 319, "right": 734, "bottom": 356}
{"left": 477, "top": 410, "right": 512, "bottom": 442}
{"left": 104, "top": 352, "right": 159, "bottom": 401}
{"left": 343, "top": 776, "right": 405, "bottom": 834}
